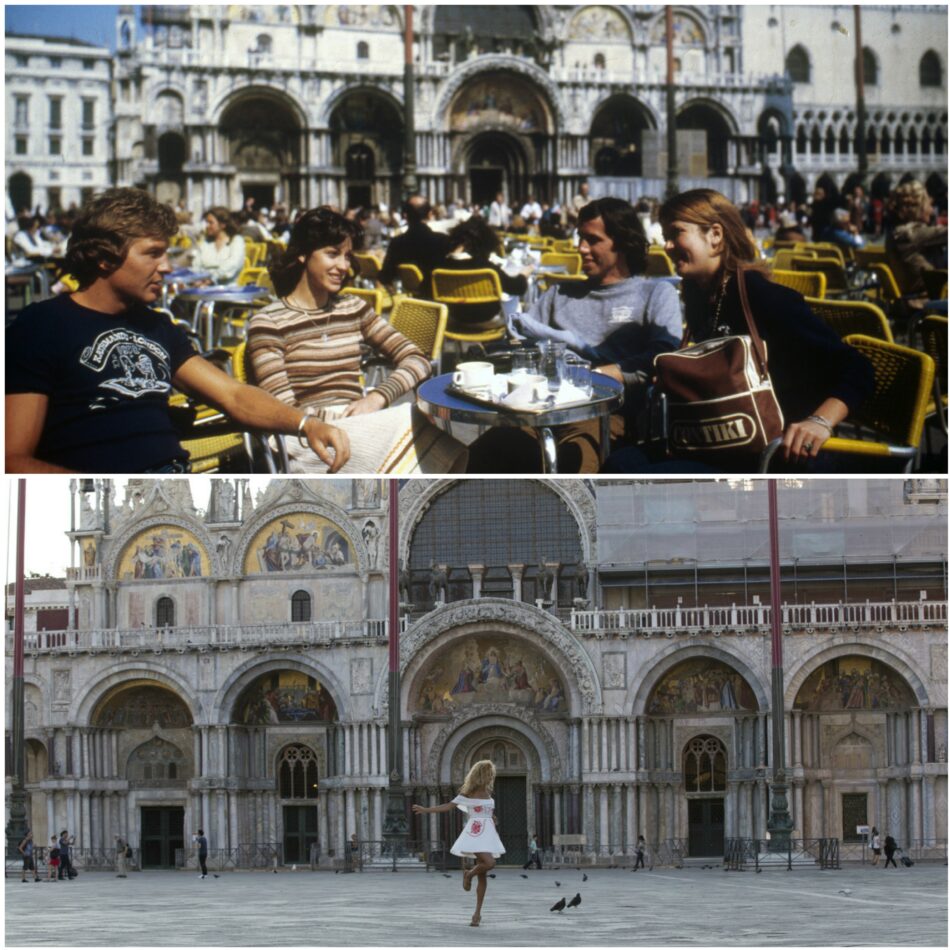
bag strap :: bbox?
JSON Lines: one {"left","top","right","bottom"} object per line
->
{"left": 735, "top": 265, "right": 770, "bottom": 379}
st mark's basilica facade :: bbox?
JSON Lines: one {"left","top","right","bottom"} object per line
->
{"left": 5, "top": 478, "right": 947, "bottom": 868}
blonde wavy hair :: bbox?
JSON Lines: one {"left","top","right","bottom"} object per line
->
{"left": 890, "top": 181, "right": 931, "bottom": 223}
{"left": 459, "top": 759, "right": 496, "bottom": 796}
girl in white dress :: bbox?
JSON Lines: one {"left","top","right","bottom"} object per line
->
{"left": 412, "top": 759, "right": 505, "bottom": 927}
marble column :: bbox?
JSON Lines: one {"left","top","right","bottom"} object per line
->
{"left": 468, "top": 564, "right": 485, "bottom": 598}
{"left": 228, "top": 791, "right": 239, "bottom": 852}
{"left": 508, "top": 564, "right": 525, "bottom": 602}
{"left": 582, "top": 718, "right": 591, "bottom": 772}
{"left": 598, "top": 785, "right": 609, "bottom": 855}
{"left": 318, "top": 793, "right": 329, "bottom": 856}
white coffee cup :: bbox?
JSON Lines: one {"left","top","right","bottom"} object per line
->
{"left": 507, "top": 373, "right": 546, "bottom": 394}
{"left": 453, "top": 361, "right": 494, "bottom": 390}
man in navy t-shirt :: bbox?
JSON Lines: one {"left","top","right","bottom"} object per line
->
{"left": 6, "top": 188, "right": 350, "bottom": 473}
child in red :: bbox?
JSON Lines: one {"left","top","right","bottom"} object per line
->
{"left": 47, "top": 836, "right": 61, "bottom": 882}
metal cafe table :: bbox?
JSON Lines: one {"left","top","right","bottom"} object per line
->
{"left": 172, "top": 285, "right": 274, "bottom": 349}
{"left": 416, "top": 371, "right": 623, "bottom": 473}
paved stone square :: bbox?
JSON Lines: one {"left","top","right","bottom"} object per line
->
{"left": 5, "top": 864, "right": 948, "bottom": 946}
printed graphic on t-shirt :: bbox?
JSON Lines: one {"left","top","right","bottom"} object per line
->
{"left": 610, "top": 306, "right": 633, "bottom": 323}
{"left": 80, "top": 329, "right": 173, "bottom": 402}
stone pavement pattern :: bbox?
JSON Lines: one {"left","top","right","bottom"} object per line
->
{"left": 5, "top": 865, "right": 948, "bottom": 946}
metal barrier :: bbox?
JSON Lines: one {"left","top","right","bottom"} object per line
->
{"left": 5, "top": 846, "right": 139, "bottom": 876}
{"left": 174, "top": 843, "right": 282, "bottom": 871}
{"left": 725, "top": 837, "right": 840, "bottom": 871}
{"left": 354, "top": 839, "right": 442, "bottom": 872}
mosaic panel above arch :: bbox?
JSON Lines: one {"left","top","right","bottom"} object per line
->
{"left": 647, "top": 659, "right": 758, "bottom": 715}
{"left": 324, "top": 5, "right": 400, "bottom": 29}
{"left": 117, "top": 526, "right": 209, "bottom": 580}
{"left": 650, "top": 12, "right": 705, "bottom": 45}
{"left": 92, "top": 684, "right": 193, "bottom": 729}
{"left": 793, "top": 656, "right": 916, "bottom": 712}
{"left": 227, "top": 5, "right": 299, "bottom": 25}
{"left": 569, "top": 6, "right": 632, "bottom": 43}
{"left": 413, "top": 636, "right": 567, "bottom": 716}
{"left": 234, "top": 671, "right": 338, "bottom": 725}
{"left": 243, "top": 513, "right": 353, "bottom": 574}
{"left": 450, "top": 75, "right": 551, "bottom": 135}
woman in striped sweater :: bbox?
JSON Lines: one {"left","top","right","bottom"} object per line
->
{"left": 249, "top": 207, "right": 465, "bottom": 473}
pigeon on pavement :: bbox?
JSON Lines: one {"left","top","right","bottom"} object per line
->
{"left": 555, "top": 880, "right": 561, "bottom": 886}
{"left": 567, "top": 893, "right": 581, "bottom": 908}
{"left": 488, "top": 873, "right": 496, "bottom": 878}
{"left": 582, "top": 873, "right": 588, "bottom": 882}
{"left": 442, "top": 873, "right": 452, "bottom": 878}
{"left": 213, "top": 874, "right": 220, "bottom": 879}
{"left": 550, "top": 898, "right": 567, "bottom": 913}
{"left": 520, "top": 874, "right": 529, "bottom": 879}
{"left": 838, "top": 888, "right": 853, "bottom": 896}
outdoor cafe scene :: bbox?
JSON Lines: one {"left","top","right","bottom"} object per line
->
{"left": 5, "top": 4, "right": 948, "bottom": 476}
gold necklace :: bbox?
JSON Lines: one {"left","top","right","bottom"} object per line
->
{"left": 285, "top": 294, "right": 332, "bottom": 343}
{"left": 711, "top": 273, "right": 731, "bottom": 335}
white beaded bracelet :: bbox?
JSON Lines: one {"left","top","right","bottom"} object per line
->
{"left": 807, "top": 414, "right": 835, "bottom": 433}
{"left": 297, "top": 407, "right": 316, "bottom": 447}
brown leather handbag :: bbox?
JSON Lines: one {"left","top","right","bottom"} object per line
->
{"left": 653, "top": 267, "right": 784, "bottom": 457}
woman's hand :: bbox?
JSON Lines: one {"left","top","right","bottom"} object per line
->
{"left": 782, "top": 418, "right": 832, "bottom": 463}
{"left": 411, "top": 804, "right": 428, "bottom": 815}
{"left": 342, "top": 392, "right": 387, "bottom": 417}
{"left": 303, "top": 418, "right": 350, "bottom": 473}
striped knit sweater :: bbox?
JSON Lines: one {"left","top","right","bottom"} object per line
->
{"left": 247, "top": 294, "right": 431, "bottom": 419}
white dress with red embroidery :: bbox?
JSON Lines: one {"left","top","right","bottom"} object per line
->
{"left": 449, "top": 795, "right": 506, "bottom": 858}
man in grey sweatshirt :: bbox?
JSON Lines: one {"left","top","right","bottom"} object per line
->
{"left": 515, "top": 197, "right": 682, "bottom": 399}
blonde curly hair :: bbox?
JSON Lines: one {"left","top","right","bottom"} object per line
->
{"left": 459, "top": 759, "right": 496, "bottom": 796}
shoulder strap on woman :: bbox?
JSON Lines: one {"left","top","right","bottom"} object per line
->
{"left": 734, "top": 264, "right": 770, "bottom": 378}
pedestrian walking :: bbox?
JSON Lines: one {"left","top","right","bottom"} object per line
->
{"left": 18, "top": 830, "right": 40, "bottom": 882}
{"left": 47, "top": 836, "right": 61, "bottom": 882}
{"left": 883, "top": 834, "right": 899, "bottom": 868}
{"left": 523, "top": 833, "right": 542, "bottom": 870}
{"left": 115, "top": 836, "right": 128, "bottom": 878}
{"left": 412, "top": 759, "right": 505, "bottom": 928}
{"left": 633, "top": 835, "right": 646, "bottom": 870}
{"left": 194, "top": 829, "right": 209, "bottom": 878}
{"left": 870, "top": 827, "right": 881, "bottom": 866}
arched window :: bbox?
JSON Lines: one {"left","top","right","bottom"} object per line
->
{"left": 880, "top": 127, "right": 891, "bottom": 155}
{"left": 345, "top": 143, "right": 375, "bottom": 182}
{"left": 810, "top": 126, "right": 821, "bottom": 154}
{"left": 908, "top": 128, "right": 918, "bottom": 156}
{"left": 156, "top": 596, "right": 175, "bottom": 628}
{"left": 796, "top": 126, "right": 807, "bottom": 154}
{"left": 256, "top": 34, "right": 272, "bottom": 54}
{"left": 824, "top": 127, "right": 836, "bottom": 155}
{"left": 357, "top": 40, "right": 369, "bottom": 60}
{"left": 919, "top": 51, "right": 942, "bottom": 87}
{"left": 862, "top": 48, "right": 878, "bottom": 86}
{"left": 593, "top": 52, "right": 605, "bottom": 70}
{"left": 683, "top": 736, "right": 726, "bottom": 792}
{"left": 278, "top": 744, "right": 319, "bottom": 799}
{"left": 922, "top": 127, "right": 932, "bottom": 155}
{"left": 839, "top": 128, "right": 850, "bottom": 154}
{"left": 786, "top": 45, "right": 810, "bottom": 84}
{"left": 291, "top": 590, "right": 311, "bottom": 622}
{"left": 894, "top": 127, "right": 904, "bottom": 156}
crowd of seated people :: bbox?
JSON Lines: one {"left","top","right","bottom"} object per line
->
{"left": 7, "top": 173, "right": 947, "bottom": 475}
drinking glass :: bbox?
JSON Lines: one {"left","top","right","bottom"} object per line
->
{"left": 511, "top": 348, "right": 541, "bottom": 376}
{"left": 567, "top": 357, "right": 593, "bottom": 398}
{"left": 540, "top": 340, "right": 565, "bottom": 396}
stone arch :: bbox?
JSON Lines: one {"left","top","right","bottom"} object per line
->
{"left": 627, "top": 643, "right": 769, "bottom": 717}
{"left": 567, "top": 5, "right": 635, "bottom": 45}
{"left": 428, "top": 709, "right": 561, "bottom": 785}
{"left": 397, "top": 479, "right": 596, "bottom": 569}
{"left": 434, "top": 57, "right": 565, "bottom": 132}
{"left": 125, "top": 734, "right": 190, "bottom": 782}
{"left": 234, "top": 500, "right": 368, "bottom": 577}
{"left": 74, "top": 665, "right": 200, "bottom": 726}
{"left": 212, "top": 653, "right": 351, "bottom": 724}
{"left": 107, "top": 515, "right": 215, "bottom": 580}
{"left": 828, "top": 726, "right": 878, "bottom": 771}
{"left": 211, "top": 83, "right": 307, "bottom": 128}
{"left": 320, "top": 4, "right": 404, "bottom": 31}
{"left": 317, "top": 82, "right": 405, "bottom": 130}
{"left": 785, "top": 640, "right": 929, "bottom": 709}
{"left": 647, "top": 7, "right": 712, "bottom": 49}
{"left": 25, "top": 737, "right": 49, "bottom": 783}
{"left": 153, "top": 88, "right": 186, "bottom": 129}
{"left": 589, "top": 93, "right": 657, "bottom": 177}
{"left": 395, "top": 599, "right": 601, "bottom": 716}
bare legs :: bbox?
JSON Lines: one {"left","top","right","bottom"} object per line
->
{"left": 467, "top": 852, "right": 495, "bottom": 926}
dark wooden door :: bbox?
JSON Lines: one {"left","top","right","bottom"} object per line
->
{"left": 140, "top": 806, "right": 184, "bottom": 868}
{"left": 283, "top": 805, "right": 318, "bottom": 864}
{"left": 494, "top": 776, "right": 528, "bottom": 866}
{"left": 688, "top": 798, "right": 724, "bottom": 857}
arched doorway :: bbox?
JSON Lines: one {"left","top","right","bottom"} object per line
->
{"left": 467, "top": 737, "right": 531, "bottom": 865}
{"left": 448, "top": 72, "right": 554, "bottom": 204}
{"left": 590, "top": 94, "right": 653, "bottom": 177}
{"left": 92, "top": 682, "right": 194, "bottom": 868}
{"left": 8, "top": 172, "right": 32, "bottom": 215}
{"left": 683, "top": 735, "right": 727, "bottom": 856}
{"left": 464, "top": 131, "right": 530, "bottom": 208}
{"left": 678, "top": 103, "right": 733, "bottom": 177}
{"left": 156, "top": 131, "right": 186, "bottom": 207}
{"left": 220, "top": 93, "right": 303, "bottom": 210}
{"left": 276, "top": 743, "right": 320, "bottom": 863}
{"left": 329, "top": 90, "right": 403, "bottom": 209}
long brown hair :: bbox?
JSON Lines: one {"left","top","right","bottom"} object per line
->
{"left": 659, "top": 188, "right": 763, "bottom": 278}
{"left": 459, "top": 759, "right": 496, "bottom": 796}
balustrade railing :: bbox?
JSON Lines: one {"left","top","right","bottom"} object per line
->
{"left": 725, "top": 837, "right": 840, "bottom": 871}
{"left": 570, "top": 600, "right": 945, "bottom": 637}
{"left": 7, "top": 619, "right": 387, "bottom": 656}
{"left": 353, "top": 839, "right": 442, "bottom": 872}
